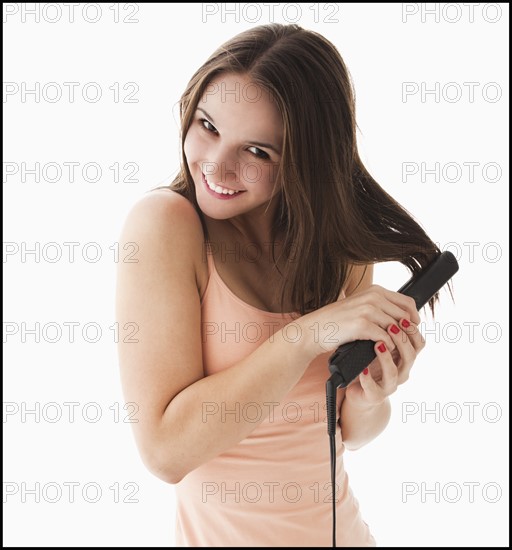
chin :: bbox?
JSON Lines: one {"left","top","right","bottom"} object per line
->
{"left": 194, "top": 185, "right": 240, "bottom": 220}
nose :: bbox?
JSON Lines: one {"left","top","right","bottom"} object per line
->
{"left": 203, "top": 144, "right": 240, "bottom": 185}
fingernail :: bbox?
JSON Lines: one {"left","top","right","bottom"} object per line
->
{"left": 390, "top": 324, "right": 400, "bottom": 334}
{"left": 363, "top": 368, "right": 369, "bottom": 375}
{"left": 377, "top": 343, "right": 386, "bottom": 353}
{"left": 401, "top": 319, "right": 410, "bottom": 328}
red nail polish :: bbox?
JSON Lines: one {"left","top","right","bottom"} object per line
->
{"left": 401, "top": 319, "right": 410, "bottom": 328}
{"left": 390, "top": 324, "right": 400, "bottom": 334}
{"left": 377, "top": 343, "right": 386, "bottom": 353}
{"left": 363, "top": 368, "right": 369, "bottom": 375}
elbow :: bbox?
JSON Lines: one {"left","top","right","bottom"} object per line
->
{"left": 149, "top": 462, "right": 184, "bottom": 485}
{"left": 142, "top": 447, "right": 187, "bottom": 485}
{"left": 342, "top": 440, "right": 364, "bottom": 452}
{"left": 157, "top": 471, "right": 185, "bottom": 485}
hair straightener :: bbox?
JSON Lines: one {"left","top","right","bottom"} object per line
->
{"left": 325, "top": 251, "right": 459, "bottom": 547}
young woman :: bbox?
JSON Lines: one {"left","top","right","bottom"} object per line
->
{"left": 116, "top": 24, "right": 447, "bottom": 547}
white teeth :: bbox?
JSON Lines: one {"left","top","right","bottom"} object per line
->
{"left": 204, "top": 174, "right": 241, "bottom": 195}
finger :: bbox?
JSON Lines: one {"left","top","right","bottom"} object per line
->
{"left": 358, "top": 365, "right": 385, "bottom": 405}
{"left": 376, "top": 287, "right": 421, "bottom": 325}
{"left": 388, "top": 322, "right": 415, "bottom": 367}
{"left": 387, "top": 323, "right": 416, "bottom": 384}
{"left": 355, "top": 299, "right": 412, "bottom": 338}
{"left": 358, "top": 294, "right": 418, "bottom": 337}
{"left": 372, "top": 341, "right": 398, "bottom": 396}
{"left": 399, "top": 319, "right": 426, "bottom": 353}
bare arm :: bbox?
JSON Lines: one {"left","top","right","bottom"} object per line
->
{"left": 341, "top": 397, "right": 392, "bottom": 451}
{"left": 339, "top": 263, "right": 393, "bottom": 449}
{"left": 115, "top": 191, "right": 316, "bottom": 484}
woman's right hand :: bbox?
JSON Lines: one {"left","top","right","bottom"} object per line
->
{"left": 296, "top": 284, "right": 421, "bottom": 359}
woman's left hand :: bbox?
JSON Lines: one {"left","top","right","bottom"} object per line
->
{"left": 344, "top": 318, "right": 426, "bottom": 408}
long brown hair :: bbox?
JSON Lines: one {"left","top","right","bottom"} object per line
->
{"left": 153, "top": 23, "right": 453, "bottom": 317}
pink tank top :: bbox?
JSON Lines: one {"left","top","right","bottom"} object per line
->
{"left": 174, "top": 241, "right": 376, "bottom": 547}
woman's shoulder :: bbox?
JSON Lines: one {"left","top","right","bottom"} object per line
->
{"left": 135, "top": 187, "right": 203, "bottom": 229}
{"left": 121, "top": 188, "right": 206, "bottom": 266}
{"left": 144, "top": 186, "right": 195, "bottom": 210}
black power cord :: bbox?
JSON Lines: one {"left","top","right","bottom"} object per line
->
{"left": 324, "top": 252, "right": 460, "bottom": 547}
{"left": 326, "top": 372, "right": 344, "bottom": 548}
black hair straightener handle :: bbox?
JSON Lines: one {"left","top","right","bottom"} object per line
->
{"left": 328, "top": 251, "right": 460, "bottom": 389}
{"left": 325, "top": 251, "right": 459, "bottom": 548}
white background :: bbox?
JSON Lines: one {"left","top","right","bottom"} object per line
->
{"left": 3, "top": 2, "right": 509, "bottom": 547}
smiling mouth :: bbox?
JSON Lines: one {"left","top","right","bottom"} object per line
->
{"left": 202, "top": 172, "right": 246, "bottom": 195}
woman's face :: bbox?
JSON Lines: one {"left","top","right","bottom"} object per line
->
{"left": 184, "top": 72, "right": 283, "bottom": 221}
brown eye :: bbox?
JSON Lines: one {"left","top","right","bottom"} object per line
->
{"left": 248, "top": 146, "right": 270, "bottom": 160}
{"left": 200, "top": 118, "right": 218, "bottom": 134}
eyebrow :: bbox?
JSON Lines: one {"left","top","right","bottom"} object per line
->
{"left": 196, "top": 107, "right": 281, "bottom": 155}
